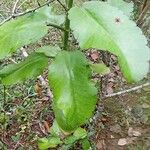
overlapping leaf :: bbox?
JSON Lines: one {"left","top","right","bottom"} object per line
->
{"left": 69, "top": 1, "right": 150, "bottom": 82}
{"left": 36, "top": 45, "right": 61, "bottom": 57}
{"left": 89, "top": 63, "right": 110, "bottom": 75}
{"left": 38, "top": 136, "right": 62, "bottom": 150}
{"left": 0, "top": 53, "right": 48, "bottom": 85}
{"left": 48, "top": 51, "right": 97, "bottom": 132}
{"left": 0, "top": 6, "right": 64, "bottom": 59}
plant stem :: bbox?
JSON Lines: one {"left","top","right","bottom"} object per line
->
{"left": 47, "top": 23, "right": 66, "bottom": 31}
{"left": 63, "top": 0, "right": 73, "bottom": 50}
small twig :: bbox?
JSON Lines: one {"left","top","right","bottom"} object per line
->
{"left": 56, "top": 0, "right": 68, "bottom": 11}
{"left": 136, "top": 2, "right": 150, "bottom": 25}
{"left": 36, "top": 0, "right": 41, "bottom": 7}
{"left": 0, "top": 0, "right": 55, "bottom": 26}
{"left": 8, "top": 58, "right": 17, "bottom": 64}
{"left": 47, "top": 23, "right": 66, "bottom": 31}
{"left": 12, "top": 0, "right": 20, "bottom": 14}
{"left": 103, "top": 82, "right": 150, "bottom": 99}
{"left": 141, "top": 0, "right": 147, "bottom": 11}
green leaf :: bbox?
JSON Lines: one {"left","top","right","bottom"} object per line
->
{"left": 36, "top": 46, "right": 61, "bottom": 57}
{"left": 73, "top": 127, "right": 87, "bottom": 139}
{"left": 107, "top": 0, "right": 134, "bottom": 17}
{"left": 0, "top": 6, "right": 64, "bottom": 60}
{"left": 61, "top": 144, "right": 73, "bottom": 150}
{"left": 38, "top": 136, "right": 62, "bottom": 150}
{"left": 64, "top": 136, "right": 77, "bottom": 145}
{"left": 64, "top": 128, "right": 87, "bottom": 145}
{"left": 48, "top": 51, "right": 97, "bottom": 132}
{"left": 0, "top": 53, "right": 48, "bottom": 85}
{"left": 69, "top": 1, "right": 149, "bottom": 82}
{"left": 81, "top": 138, "right": 91, "bottom": 150}
{"left": 50, "top": 120, "right": 61, "bottom": 136}
{"left": 89, "top": 63, "right": 110, "bottom": 75}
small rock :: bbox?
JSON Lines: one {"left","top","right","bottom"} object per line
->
{"left": 118, "top": 138, "right": 127, "bottom": 146}
{"left": 142, "top": 103, "right": 150, "bottom": 109}
{"left": 132, "top": 131, "right": 141, "bottom": 137}
{"left": 128, "top": 127, "right": 141, "bottom": 137}
{"left": 110, "top": 135, "right": 115, "bottom": 139}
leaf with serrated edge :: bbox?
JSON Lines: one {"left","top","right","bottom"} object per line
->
{"left": 0, "top": 6, "right": 64, "bottom": 60}
{"left": 69, "top": 1, "right": 149, "bottom": 82}
{"left": 0, "top": 53, "right": 48, "bottom": 85}
{"left": 48, "top": 51, "right": 97, "bottom": 132}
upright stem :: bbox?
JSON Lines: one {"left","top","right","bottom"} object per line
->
{"left": 63, "top": 0, "right": 73, "bottom": 50}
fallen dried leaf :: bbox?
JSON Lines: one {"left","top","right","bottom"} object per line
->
{"left": 91, "top": 52, "right": 99, "bottom": 61}
{"left": 43, "top": 120, "right": 50, "bottom": 133}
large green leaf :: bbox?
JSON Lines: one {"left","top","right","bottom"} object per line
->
{"left": 0, "top": 6, "right": 64, "bottom": 60}
{"left": 69, "top": 1, "right": 150, "bottom": 82}
{"left": 0, "top": 53, "right": 48, "bottom": 85}
{"left": 48, "top": 51, "right": 97, "bottom": 132}
{"left": 107, "top": 0, "right": 134, "bottom": 17}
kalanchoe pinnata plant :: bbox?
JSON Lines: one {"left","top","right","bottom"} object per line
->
{"left": 0, "top": 0, "right": 149, "bottom": 149}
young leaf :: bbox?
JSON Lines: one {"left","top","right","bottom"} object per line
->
{"left": 64, "top": 128, "right": 87, "bottom": 145}
{"left": 48, "top": 51, "right": 97, "bottom": 132}
{"left": 73, "top": 127, "right": 87, "bottom": 139}
{"left": 89, "top": 63, "right": 110, "bottom": 75}
{"left": 36, "top": 46, "right": 61, "bottom": 57}
{"left": 50, "top": 120, "right": 61, "bottom": 137}
{"left": 0, "top": 6, "right": 64, "bottom": 60}
{"left": 38, "top": 136, "right": 62, "bottom": 150}
{"left": 107, "top": 0, "right": 134, "bottom": 17}
{"left": 81, "top": 138, "right": 91, "bottom": 150}
{"left": 0, "top": 53, "right": 48, "bottom": 85}
{"left": 64, "top": 136, "right": 77, "bottom": 145}
{"left": 69, "top": 1, "right": 149, "bottom": 82}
